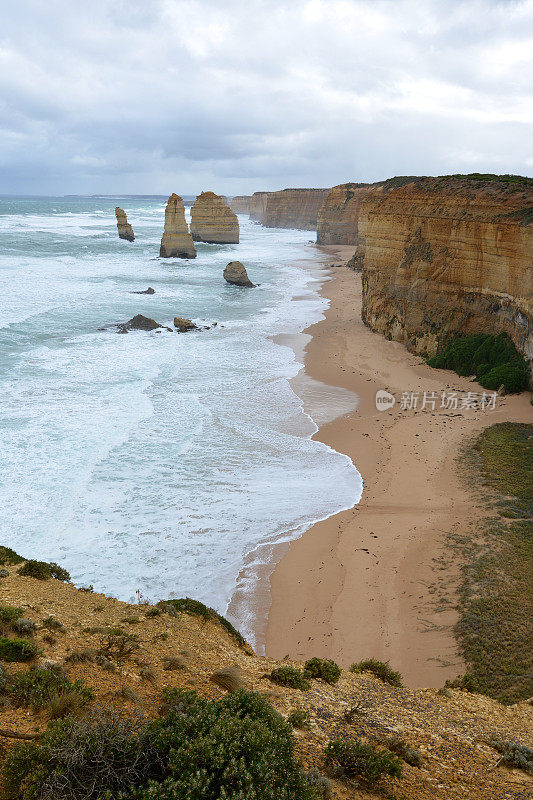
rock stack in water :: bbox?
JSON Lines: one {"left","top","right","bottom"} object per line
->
{"left": 190, "top": 191, "right": 239, "bottom": 244}
{"left": 160, "top": 194, "right": 197, "bottom": 258}
{"left": 115, "top": 207, "right": 135, "bottom": 241}
{"left": 223, "top": 261, "right": 254, "bottom": 287}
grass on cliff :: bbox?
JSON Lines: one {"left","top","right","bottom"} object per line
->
{"left": 448, "top": 423, "right": 533, "bottom": 703}
{"left": 427, "top": 332, "right": 528, "bottom": 393}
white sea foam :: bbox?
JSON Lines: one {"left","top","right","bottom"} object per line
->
{"left": 0, "top": 197, "right": 361, "bottom": 647}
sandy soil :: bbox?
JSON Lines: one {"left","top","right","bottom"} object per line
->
{"left": 265, "top": 248, "right": 532, "bottom": 688}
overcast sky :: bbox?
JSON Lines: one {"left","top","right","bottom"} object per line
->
{"left": 1, "top": 0, "right": 532, "bottom": 195}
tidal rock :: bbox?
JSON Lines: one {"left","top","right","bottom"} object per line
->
{"left": 115, "top": 207, "right": 135, "bottom": 241}
{"left": 160, "top": 194, "right": 197, "bottom": 258}
{"left": 223, "top": 261, "right": 254, "bottom": 287}
{"left": 118, "top": 314, "right": 171, "bottom": 333}
{"left": 174, "top": 317, "right": 197, "bottom": 332}
{"left": 132, "top": 287, "right": 155, "bottom": 295}
{"left": 190, "top": 191, "right": 239, "bottom": 244}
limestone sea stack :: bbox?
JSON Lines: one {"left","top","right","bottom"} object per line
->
{"left": 159, "top": 194, "right": 197, "bottom": 258}
{"left": 115, "top": 207, "right": 135, "bottom": 241}
{"left": 190, "top": 191, "right": 239, "bottom": 244}
{"left": 223, "top": 261, "right": 254, "bottom": 287}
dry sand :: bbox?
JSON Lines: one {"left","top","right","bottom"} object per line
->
{"left": 265, "top": 247, "right": 532, "bottom": 688}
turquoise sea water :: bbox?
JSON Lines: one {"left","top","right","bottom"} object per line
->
{"left": 0, "top": 196, "right": 361, "bottom": 645}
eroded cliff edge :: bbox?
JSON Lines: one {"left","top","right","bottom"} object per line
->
{"left": 318, "top": 176, "right": 533, "bottom": 377}
{"left": 250, "top": 188, "right": 330, "bottom": 229}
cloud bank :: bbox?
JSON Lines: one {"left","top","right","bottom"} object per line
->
{"left": 1, "top": 0, "right": 532, "bottom": 194}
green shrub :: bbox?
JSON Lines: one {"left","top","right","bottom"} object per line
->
{"left": 42, "top": 615, "right": 64, "bottom": 631}
{"left": 17, "top": 559, "right": 70, "bottom": 581}
{"left": 10, "top": 667, "right": 93, "bottom": 711}
{"left": 0, "top": 605, "right": 24, "bottom": 624}
{"left": 0, "top": 546, "right": 24, "bottom": 566}
{"left": 350, "top": 658, "right": 403, "bottom": 687}
{"left": 0, "top": 637, "right": 38, "bottom": 662}
{"left": 489, "top": 739, "right": 533, "bottom": 775}
{"left": 160, "top": 597, "right": 246, "bottom": 647}
{"left": 2, "top": 710, "right": 159, "bottom": 800}
{"left": 2, "top": 690, "right": 317, "bottom": 800}
{"left": 382, "top": 736, "right": 423, "bottom": 767}
{"left": 97, "top": 629, "right": 139, "bottom": 661}
{"left": 324, "top": 738, "right": 403, "bottom": 784}
{"left": 303, "top": 657, "right": 341, "bottom": 685}
{"left": 427, "top": 333, "right": 527, "bottom": 393}
{"left": 270, "top": 666, "right": 311, "bottom": 690}
{"left": 288, "top": 708, "right": 312, "bottom": 729}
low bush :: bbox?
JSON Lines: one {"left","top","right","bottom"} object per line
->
{"left": 97, "top": 629, "right": 139, "bottom": 661}
{"left": 270, "top": 666, "right": 311, "bottom": 691}
{"left": 0, "top": 546, "right": 24, "bottom": 566}
{"left": 350, "top": 658, "right": 403, "bottom": 687}
{"left": 42, "top": 616, "right": 64, "bottom": 631}
{"left": 2, "top": 690, "right": 318, "bottom": 800}
{"left": 427, "top": 333, "right": 527, "bottom": 393}
{"left": 304, "top": 658, "right": 341, "bottom": 685}
{"left": 489, "top": 738, "right": 533, "bottom": 775}
{"left": 2, "top": 710, "right": 159, "bottom": 800}
{"left": 17, "top": 559, "right": 70, "bottom": 581}
{"left": 324, "top": 738, "right": 403, "bottom": 784}
{"left": 0, "top": 606, "right": 24, "bottom": 624}
{"left": 382, "top": 736, "right": 423, "bottom": 767}
{"left": 0, "top": 637, "right": 38, "bottom": 662}
{"left": 288, "top": 708, "right": 312, "bottom": 729}
{"left": 159, "top": 597, "right": 246, "bottom": 647}
{"left": 10, "top": 667, "right": 93, "bottom": 711}
{"left": 303, "top": 767, "right": 332, "bottom": 798}
{"left": 209, "top": 665, "right": 244, "bottom": 692}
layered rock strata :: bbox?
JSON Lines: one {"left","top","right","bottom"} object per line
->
{"left": 263, "top": 188, "right": 330, "bottom": 230}
{"left": 190, "top": 191, "right": 239, "bottom": 244}
{"left": 223, "top": 261, "right": 254, "bottom": 287}
{"left": 115, "top": 207, "right": 135, "bottom": 241}
{"left": 319, "top": 176, "right": 532, "bottom": 376}
{"left": 159, "top": 194, "right": 197, "bottom": 258}
{"left": 249, "top": 192, "right": 270, "bottom": 222}
{"left": 229, "top": 196, "right": 252, "bottom": 214}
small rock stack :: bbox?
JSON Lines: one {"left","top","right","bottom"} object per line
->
{"left": 115, "top": 207, "right": 135, "bottom": 241}
{"left": 160, "top": 194, "right": 197, "bottom": 258}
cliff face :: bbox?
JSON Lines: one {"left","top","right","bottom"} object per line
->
{"left": 190, "top": 191, "right": 239, "bottom": 244}
{"left": 321, "top": 177, "right": 533, "bottom": 374}
{"left": 249, "top": 191, "right": 270, "bottom": 222}
{"left": 262, "top": 188, "right": 330, "bottom": 230}
{"left": 160, "top": 194, "right": 196, "bottom": 258}
{"left": 115, "top": 207, "right": 135, "bottom": 241}
{"left": 229, "top": 195, "right": 251, "bottom": 214}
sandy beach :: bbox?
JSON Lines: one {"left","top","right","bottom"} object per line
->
{"left": 265, "top": 247, "right": 532, "bottom": 688}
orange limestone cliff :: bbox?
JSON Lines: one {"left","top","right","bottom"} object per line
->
{"left": 319, "top": 176, "right": 532, "bottom": 373}
{"left": 249, "top": 191, "right": 270, "bottom": 222}
{"left": 263, "top": 188, "right": 330, "bottom": 230}
{"left": 159, "top": 194, "right": 196, "bottom": 258}
{"left": 229, "top": 195, "right": 251, "bottom": 214}
{"left": 115, "top": 207, "right": 135, "bottom": 241}
{"left": 190, "top": 191, "right": 239, "bottom": 244}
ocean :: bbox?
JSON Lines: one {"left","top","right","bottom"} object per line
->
{"left": 0, "top": 196, "right": 362, "bottom": 647}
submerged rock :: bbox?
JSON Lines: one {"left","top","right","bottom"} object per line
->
{"left": 160, "top": 194, "right": 197, "bottom": 258}
{"left": 132, "top": 287, "right": 155, "bottom": 294}
{"left": 223, "top": 261, "right": 254, "bottom": 287}
{"left": 174, "top": 317, "right": 197, "bottom": 332}
{"left": 118, "top": 314, "right": 171, "bottom": 333}
{"left": 190, "top": 191, "right": 239, "bottom": 244}
{"left": 115, "top": 207, "right": 135, "bottom": 241}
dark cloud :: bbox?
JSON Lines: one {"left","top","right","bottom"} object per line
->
{"left": 1, "top": 0, "right": 531, "bottom": 194}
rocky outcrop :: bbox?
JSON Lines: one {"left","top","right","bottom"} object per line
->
{"left": 263, "top": 188, "right": 330, "bottom": 230}
{"left": 115, "top": 207, "right": 135, "bottom": 241}
{"left": 118, "top": 314, "right": 171, "bottom": 332}
{"left": 330, "top": 176, "right": 533, "bottom": 377}
{"left": 229, "top": 196, "right": 251, "bottom": 214}
{"left": 159, "top": 194, "right": 197, "bottom": 258}
{"left": 132, "top": 287, "right": 155, "bottom": 294}
{"left": 174, "top": 317, "right": 197, "bottom": 332}
{"left": 223, "top": 261, "right": 254, "bottom": 287}
{"left": 190, "top": 191, "right": 239, "bottom": 244}
{"left": 249, "top": 192, "right": 271, "bottom": 222}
